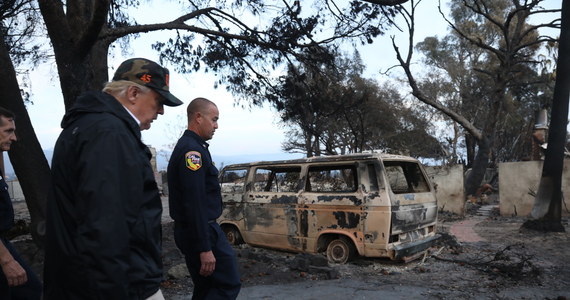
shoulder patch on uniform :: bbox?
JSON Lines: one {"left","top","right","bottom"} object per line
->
{"left": 185, "top": 151, "right": 202, "bottom": 171}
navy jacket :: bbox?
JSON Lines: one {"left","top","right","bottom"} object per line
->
{"left": 167, "top": 130, "right": 222, "bottom": 253}
{"left": 44, "top": 91, "right": 163, "bottom": 300}
{"left": 0, "top": 176, "right": 13, "bottom": 234}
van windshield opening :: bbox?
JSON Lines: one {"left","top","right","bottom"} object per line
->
{"left": 383, "top": 161, "right": 430, "bottom": 194}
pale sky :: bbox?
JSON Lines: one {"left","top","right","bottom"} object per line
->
{"left": 22, "top": 0, "right": 563, "bottom": 169}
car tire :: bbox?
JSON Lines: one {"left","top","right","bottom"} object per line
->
{"left": 223, "top": 226, "right": 243, "bottom": 245}
{"left": 326, "top": 236, "right": 355, "bottom": 264}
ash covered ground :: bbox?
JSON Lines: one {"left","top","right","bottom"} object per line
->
{"left": 10, "top": 198, "right": 570, "bottom": 299}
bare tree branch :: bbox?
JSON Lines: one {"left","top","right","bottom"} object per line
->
{"left": 361, "top": 0, "right": 409, "bottom": 5}
{"left": 391, "top": 1, "right": 484, "bottom": 140}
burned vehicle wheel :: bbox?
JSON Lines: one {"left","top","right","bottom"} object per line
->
{"left": 326, "top": 236, "right": 355, "bottom": 264}
{"left": 222, "top": 226, "right": 243, "bottom": 245}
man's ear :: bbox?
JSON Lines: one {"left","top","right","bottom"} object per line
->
{"left": 126, "top": 85, "right": 139, "bottom": 104}
{"left": 194, "top": 112, "right": 202, "bottom": 124}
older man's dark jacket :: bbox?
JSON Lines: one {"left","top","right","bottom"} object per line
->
{"left": 44, "top": 91, "right": 163, "bottom": 300}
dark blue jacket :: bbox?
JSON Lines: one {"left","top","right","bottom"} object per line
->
{"left": 44, "top": 91, "right": 163, "bottom": 300}
{"left": 0, "top": 176, "right": 14, "bottom": 234}
{"left": 167, "top": 130, "right": 222, "bottom": 253}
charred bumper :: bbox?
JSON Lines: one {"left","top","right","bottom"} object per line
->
{"left": 393, "top": 234, "right": 441, "bottom": 260}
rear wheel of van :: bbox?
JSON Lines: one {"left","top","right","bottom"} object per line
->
{"left": 222, "top": 225, "right": 244, "bottom": 245}
{"left": 326, "top": 236, "right": 355, "bottom": 264}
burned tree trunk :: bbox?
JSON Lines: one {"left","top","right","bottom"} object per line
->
{"left": 523, "top": 1, "right": 568, "bottom": 233}
{"left": 464, "top": 136, "right": 490, "bottom": 198}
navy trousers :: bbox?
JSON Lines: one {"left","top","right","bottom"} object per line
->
{"left": 0, "top": 238, "right": 42, "bottom": 300}
{"left": 174, "top": 222, "right": 241, "bottom": 300}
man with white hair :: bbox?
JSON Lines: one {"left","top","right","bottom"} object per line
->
{"left": 44, "top": 58, "right": 183, "bottom": 300}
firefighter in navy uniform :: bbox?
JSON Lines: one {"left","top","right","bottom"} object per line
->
{"left": 168, "top": 98, "right": 241, "bottom": 300}
{"left": 0, "top": 107, "right": 42, "bottom": 300}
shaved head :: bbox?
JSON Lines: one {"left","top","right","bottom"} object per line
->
{"left": 187, "top": 98, "right": 217, "bottom": 121}
{"left": 187, "top": 97, "right": 219, "bottom": 141}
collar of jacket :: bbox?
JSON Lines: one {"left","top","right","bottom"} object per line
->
{"left": 61, "top": 91, "right": 142, "bottom": 140}
{"left": 184, "top": 130, "right": 209, "bottom": 149}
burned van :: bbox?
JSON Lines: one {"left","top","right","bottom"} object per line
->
{"left": 218, "top": 153, "right": 440, "bottom": 263}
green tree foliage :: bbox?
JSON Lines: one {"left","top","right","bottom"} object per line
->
{"left": 392, "top": 0, "right": 559, "bottom": 197}
{"left": 277, "top": 51, "right": 440, "bottom": 158}
{"left": 31, "top": 0, "right": 402, "bottom": 109}
{"left": 416, "top": 12, "right": 556, "bottom": 164}
{"left": 149, "top": 0, "right": 399, "bottom": 107}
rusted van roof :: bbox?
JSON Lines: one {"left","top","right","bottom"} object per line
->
{"left": 224, "top": 153, "right": 419, "bottom": 168}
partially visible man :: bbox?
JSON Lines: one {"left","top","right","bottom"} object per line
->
{"left": 44, "top": 58, "right": 183, "bottom": 300}
{"left": 0, "top": 107, "right": 42, "bottom": 300}
{"left": 168, "top": 98, "right": 241, "bottom": 300}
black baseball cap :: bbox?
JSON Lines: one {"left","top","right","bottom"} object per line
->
{"left": 112, "top": 58, "right": 183, "bottom": 107}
